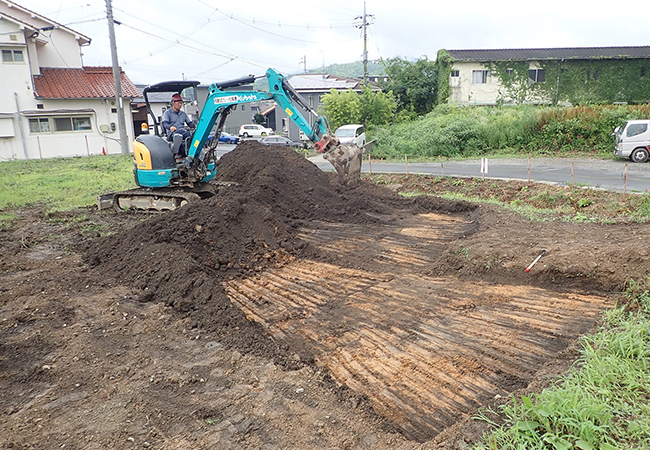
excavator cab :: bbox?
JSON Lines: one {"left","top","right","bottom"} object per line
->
{"left": 131, "top": 80, "right": 218, "bottom": 192}
{"left": 141, "top": 81, "right": 200, "bottom": 138}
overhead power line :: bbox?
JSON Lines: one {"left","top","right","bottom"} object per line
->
{"left": 195, "top": 0, "right": 354, "bottom": 30}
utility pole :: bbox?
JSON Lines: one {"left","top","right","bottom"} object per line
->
{"left": 105, "top": 0, "right": 129, "bottom": 155}
{"left": 354, "top": 2, "right": 374, "bottom": 84}
{"left": 299, "top": 55, "right": 307, "bottom": 73}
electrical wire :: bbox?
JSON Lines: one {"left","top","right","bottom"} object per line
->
{"left": 212, "top": 10, "right": 359, "bottom": 44}
{"left": 56, "top": 1, "right": 369, "bottom": 81}
{"left": 64, "top": 17, "right": 105, "bottom": 26}
{"left": 118, "top": 23, "right": 260, "bottom": 67}
{"left": 194, "top": 0, "right": 355, "bottom": 30}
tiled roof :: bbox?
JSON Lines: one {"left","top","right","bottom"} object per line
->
{"left": 33, "top": 67, "right": 141, "bottom": 99}
{"left": 446, "top": 46, "right": 650, "bottom": 62}
{"left": 289, "top": 73, "right": 365, "bottom": 91}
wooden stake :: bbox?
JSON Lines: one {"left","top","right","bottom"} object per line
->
{"left": 571, "top": 162, "right": 574, "bottom": 188}
{"left": 528, "top": 157, "right": 531, "bottom": 183}
{"left": 440, "top": 155, "right": 444, "bottom": 177}
{"left": 37, "top": 136, "right": 43, "bottom": 159}
{"left": 405, "top": 155, "right": 409, "bottom": 175}
{"left": 368, "top": 154, "right": 372, "bottom": 174}
{"left": 624, "top": 163, "right": 628, "bottom": 194}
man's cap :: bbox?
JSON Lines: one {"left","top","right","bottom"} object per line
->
{"left": 171, "top": 93, "right": 183, "bottom": 102}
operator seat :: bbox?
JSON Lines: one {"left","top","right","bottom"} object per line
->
{"left": 170, "top": 132, "right": 190, "bottom": 157}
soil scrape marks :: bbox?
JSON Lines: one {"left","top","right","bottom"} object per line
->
{"left": 225, "top": 212, "right": 612, "bottom": 441}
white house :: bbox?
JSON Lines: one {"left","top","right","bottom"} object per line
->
{"left": 0, "top": 0, "right": 139, "bottom": 161}
{"left": 445, "top": 46, "right": 650, "bottom": 105}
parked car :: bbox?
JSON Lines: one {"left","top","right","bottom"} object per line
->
{"left": 334, "top": 124, "right": 366, "bottom": 148}
{"left": 239, "top": 124, "right": 273, "bottom": 138}
{"left": 258, "top": 135, "right": 307, "bottom": 149}
{"left": 207, "top": 131, "right": 240, "bottom": 145}
{"left": 613, "top": 120, "right": 650, "bottom": 163}
{"left": 218, "top": 132, "right": 240, "bottom": 144}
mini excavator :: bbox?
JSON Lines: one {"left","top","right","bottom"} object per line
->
{"left": 98, "top": 68, "right": 363, "bottom": 211}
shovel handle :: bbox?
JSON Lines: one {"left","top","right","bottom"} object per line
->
{"left": 525, "top": 250, "right": 547, "bottom": 272}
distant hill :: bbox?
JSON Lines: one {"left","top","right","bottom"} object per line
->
{"left": 306, "top": 61, "right": 387, "bottom": 78}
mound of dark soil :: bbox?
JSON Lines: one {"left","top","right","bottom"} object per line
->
{"left": 84, "top": 142, "right": 471, "bottom": 364}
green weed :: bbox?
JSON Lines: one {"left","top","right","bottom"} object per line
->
{"left": 371, "top": 104, "right": 650, "bottom": 160}
{"left": 472, "top": 286, "right": 650, "bottom": 450}
{"left": 455, "top": 244, "right": 470, "bottom": 258}
{"left": 0, "top": 212, "right": 16, "bottom": 231}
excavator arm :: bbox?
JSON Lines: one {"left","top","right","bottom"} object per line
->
{"left": 188, "top": 68, "right": 362, "bottom": 186}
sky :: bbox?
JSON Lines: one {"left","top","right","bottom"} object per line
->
{"left": 14, "top": 0, "right": 650, "bottom": 85}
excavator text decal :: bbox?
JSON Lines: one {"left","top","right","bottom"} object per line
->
{"left": 214, "top": 95, "right": 238, "bottom": 105}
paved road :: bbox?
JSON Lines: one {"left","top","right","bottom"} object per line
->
{"left": 214, "top": 143, "right": 649, "bottom": 193}
{"left": 307, "top": 154, "right": 650, "bottom": 193}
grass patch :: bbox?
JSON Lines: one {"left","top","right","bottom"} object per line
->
{"left": 367, "top": 174, "right": 650, "bottom": 223}
{"left": 0, "top": 212, "right": 17, "bottom": 231}
{"left": 0, "top": 155, "right": 135, "bottom": 213}
{"left": 472, "top": 280, "right": 650, "bottom": 450}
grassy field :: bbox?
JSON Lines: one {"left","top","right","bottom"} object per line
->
{"left": 0, "top": 155, "right": 135, "bottom": 228}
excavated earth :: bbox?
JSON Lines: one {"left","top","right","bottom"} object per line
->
{"left": 2, "top": 141, "right": 650, "bottom": 449}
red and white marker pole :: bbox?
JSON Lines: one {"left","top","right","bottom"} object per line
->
{"left": 525, "top": 250, "right": 547, "bottom": 272}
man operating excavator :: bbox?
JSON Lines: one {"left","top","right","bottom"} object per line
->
{"left": 161, "top": 93, "right": 195, "bottom": 156}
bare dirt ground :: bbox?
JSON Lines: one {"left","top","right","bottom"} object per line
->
{"left": 2, "top": 142, "right": 649, "bottom": 450}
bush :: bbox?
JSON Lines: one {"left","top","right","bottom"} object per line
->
{"left": 371, "top": 104, "right": 650, "bottom": 159}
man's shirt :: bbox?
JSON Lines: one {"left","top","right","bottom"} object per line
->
{"left": 162, "top": 109, "right": 194, "bottom": 135}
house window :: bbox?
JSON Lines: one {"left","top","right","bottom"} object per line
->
{"left": 472, "top": 70, "right": 491, "bottom": 84}
{"left": 450, "top": 70, "right": 460, "bottom": 77}
{"left": 29, "top": 116, "right": 92, "bottom": 134}
{"left": 29, "top": 118, "right": 50, "bottom": 133}
{"left": 528, "top": 69, "right": 546, "bottom": 83}
{"left": 55, "top": 117, "right": 92, "bottom": 132}
{"left": 2, "top": 49, "right": 24, "bottom": 63}
{"left": 506, "top": 69, "right": 514, "bottom": 76}
{"left": 55, "top": 118, "right": 73, "bottom": 131}
{"left": 74, "top": 117, "right": 92, "bottom": 130}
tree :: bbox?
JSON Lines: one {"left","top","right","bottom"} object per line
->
{"left": 381, "top": 56, "right": 438, "bottom": 116}
{"left": 320, "top": 89, "right": 362, "bottom": 131}
{"left": 359, "top": 85, "right": 396, "bottom": 127}
{"left": 320, "top": 87, "right": 396, "bottom": 131}
{"left": 253, "top": 113, "right": 267, "bottom": 125}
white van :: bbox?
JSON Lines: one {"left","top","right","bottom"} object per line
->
{"left": 613, "top": 120, "right": 650, "bottom": 163}
{"left": 335, "top": 124, "right": 366, "bottom": 148}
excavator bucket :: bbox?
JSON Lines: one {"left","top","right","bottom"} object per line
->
{"left": 324, "top": 143, "right": 363, "bottom": 188}
{"left": 316, "top": 135, "right": 364, "bottom": 188}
